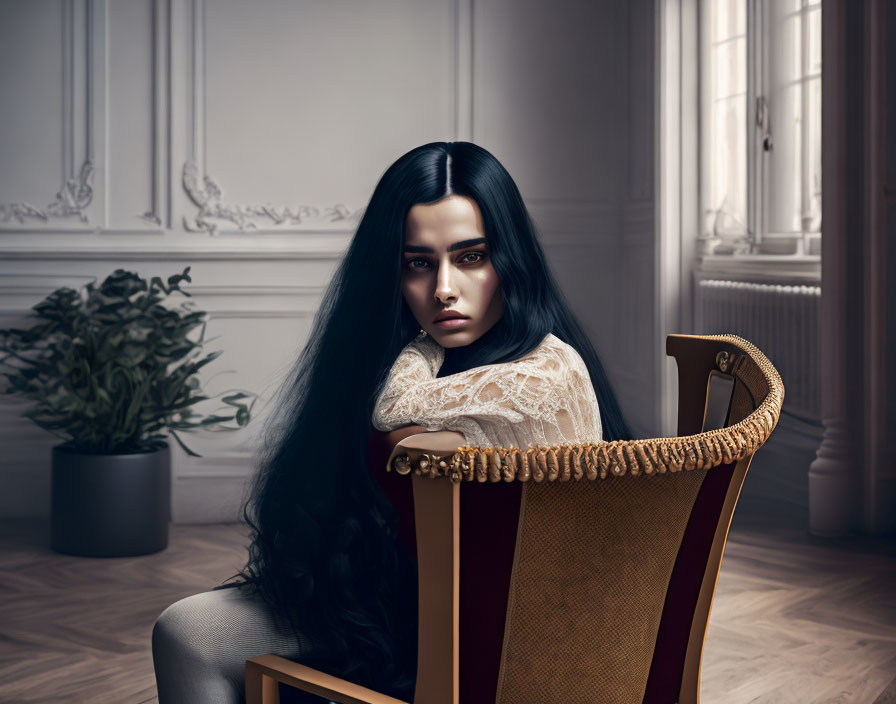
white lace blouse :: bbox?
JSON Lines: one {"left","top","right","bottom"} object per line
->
{"left": 371, "top": 330, "right": 603, "bottom": 449}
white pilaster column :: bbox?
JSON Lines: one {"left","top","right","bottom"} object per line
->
{"left": 808, "top": 0, "right": 858, "bottom": 536}
{"left": 809, "top": 0, "right": 896, "bottom": 536}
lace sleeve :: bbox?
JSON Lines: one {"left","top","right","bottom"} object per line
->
{"left": 371, "top": 332, "right": 583, "bottom": 438}
{"left": 370, "top": 331, "right": 444, "bottom": 429}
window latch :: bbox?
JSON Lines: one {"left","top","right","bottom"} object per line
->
{"left": 756, "top": 96, "right": 772, "bottom": 152}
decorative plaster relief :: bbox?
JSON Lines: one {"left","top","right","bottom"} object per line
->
{"left": 182, "top": 161, "right": 365, "bottom": 235}
{"left": 138, "top": 212, "right": 163, "bottom": 227}
{"left": 0, "top": 161, "right": 95, "bottom": 225}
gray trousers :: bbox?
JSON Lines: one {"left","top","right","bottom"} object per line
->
{"left": 151, "top": 585, "right": 333, "bottom": 704}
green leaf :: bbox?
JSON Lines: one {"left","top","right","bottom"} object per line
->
{"left": 168, "top": 429, "right": 201, "bottom": 457}
{"left": 0, "top": 266, "right": 258, "bottom": 454}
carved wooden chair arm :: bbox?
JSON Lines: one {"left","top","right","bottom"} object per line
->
{"left": 245, "top": 654, "right": 410, "bottom": 704}
{"left": 387, "top": 333, "right": 785, "bottom": 483}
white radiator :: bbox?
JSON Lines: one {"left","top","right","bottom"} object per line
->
{"left": 696, "top": 279, "right": 821, "bottom": 422}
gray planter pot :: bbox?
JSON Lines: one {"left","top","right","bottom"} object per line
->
{"left": 51, "top": 443, "right": 171, "bottom": 557}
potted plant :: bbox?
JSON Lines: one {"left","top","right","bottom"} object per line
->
{"left": 0, "top": 267, "right": 256, "bottom": 557}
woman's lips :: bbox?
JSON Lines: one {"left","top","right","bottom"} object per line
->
{"left": 434, "top": 317, "right": 470, "bottom": 329}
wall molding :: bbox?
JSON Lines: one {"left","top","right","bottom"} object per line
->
{"left": 179, "top": 0, "right": 365, "bottom": 235}
{"left": 92, "top": 0, "right": 171, "bottom": 232}
{"left": 181, "top": 160, "right": 365, "bottom": 235}
{"left": 0, "top": 1, "right": 96, "bottom": 229}
{"left": 0, "top": 0, "right": 170, "bottom": 234}
{"left": 0, "top": 277, "right": 324, "bottom": 314}
{"left": 0, "top": 160, "right": 95, "bottom": 225}
{"left": 149, "top": 0, "right": 171, "bottom": 230}
{"left": 0, "top": 233, "right": 353, "bottom": 260}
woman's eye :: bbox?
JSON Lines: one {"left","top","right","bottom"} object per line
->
{"left": 404, "top": 251, "right": 485, "bottom": 271}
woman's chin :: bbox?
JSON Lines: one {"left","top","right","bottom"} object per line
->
{"left": 426, "top": 327, "right": 479, "bottom": 348}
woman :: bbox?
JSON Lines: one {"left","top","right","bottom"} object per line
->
{"left": 152, "top": 141, "right": 631, "bottom": 703}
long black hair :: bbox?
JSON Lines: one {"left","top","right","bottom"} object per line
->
{"left": 216, "top": 141, "right": 632, "bottom": 698}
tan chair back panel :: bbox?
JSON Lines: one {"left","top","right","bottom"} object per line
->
{"left": 495, "top": 469, "right": 706, "bottom": 704}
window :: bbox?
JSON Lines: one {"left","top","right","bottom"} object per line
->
{"left": 699, "top": 0, "right": 821, "bottom": 257}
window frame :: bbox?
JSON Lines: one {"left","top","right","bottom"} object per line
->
{"left": 697, "top": 0, "right": 822, "bottom": 271}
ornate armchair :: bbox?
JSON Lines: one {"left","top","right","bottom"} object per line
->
{"left": 246, "top": 333, "right": 784, "bottom": 704}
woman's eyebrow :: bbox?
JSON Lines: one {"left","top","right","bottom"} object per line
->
{"left": 403, "top": 237, "right": 487, "bottom": 253}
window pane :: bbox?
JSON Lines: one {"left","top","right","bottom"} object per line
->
{"left": 714, "top": 0, "right": 746, "bottom": 38}
{"left": 807, "top": 4, "right": 821, "bottom": 74}
{"left": 803, "top": 78, "right": 822, "bottom": 234}
{"left": 714, "top": 37, "right": 747, "bottom": 97}
{"left": 711, "top": 96, "right": 748, "bottom": 237}
{"left": 804, "top": 7, "right": 822, "bottom": 235}
{"left": 705, "top": 0, "right": 748, "bottom": 243}
{"left": 764, "top": 0, "right": 821, "bottom": 242}
{"left": 766, "top": 0, "right": 803, "bottom": 236}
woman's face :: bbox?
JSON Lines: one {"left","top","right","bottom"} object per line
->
{"left": 402, "top": 195, "right": 503, "bottom": 348}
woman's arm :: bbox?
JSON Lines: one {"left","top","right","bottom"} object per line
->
{"left": 372, "top": 333, "right": 602, "bottom": 449}
{"left": 372, "top": 333, "right": 444, "bottom": 432}
{"left": 373, "top": 338, "right": 572, "bottom": 433}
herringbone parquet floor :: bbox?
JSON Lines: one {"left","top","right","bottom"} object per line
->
{"left": 0, "top": 516, "right": 894, "bottom": 704}
{"left": 0, "top": 520, "right": 249, "bottom": 704}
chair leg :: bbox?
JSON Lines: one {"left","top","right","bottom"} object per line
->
{"left": 246, "top": 659, "right": 281, "bottom": 704}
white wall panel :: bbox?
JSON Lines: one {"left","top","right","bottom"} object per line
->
{"left": 106, "top": 0, "right": 158, "bottom": 229}
{"left": 0, "top": 1, "right": 65, "bottom": 202}
{"left": 0, "top": 0, "right": 95, "bottom": 229}
{"left": 172, "top": 0, "right": 460, "bottom": 236}
{"left": 203, "top": 0, "right": 457, "bottom": 206}
{"left": 472, "top": 0, "right": 629, "bottom": 203}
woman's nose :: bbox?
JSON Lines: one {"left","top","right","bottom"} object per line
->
{"left": 434, "top": 265, "right": 457, "bottom": 304}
